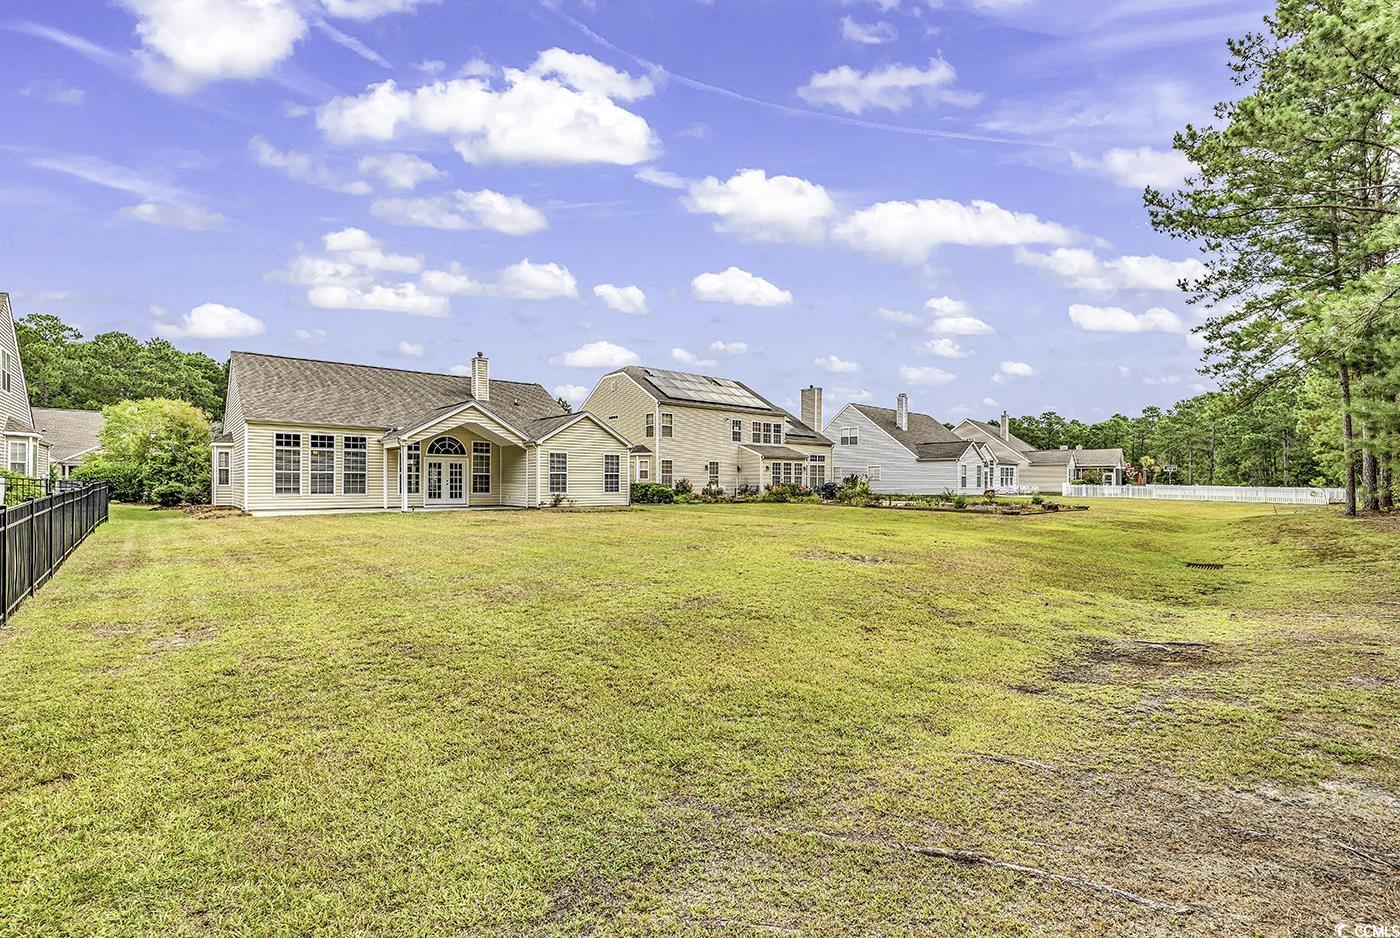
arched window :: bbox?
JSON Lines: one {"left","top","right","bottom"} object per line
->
{"left": 426, "top": 436, "right": 467, "bottom": 456}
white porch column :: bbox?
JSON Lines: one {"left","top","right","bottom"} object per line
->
{"left": 382, "top": 448, "right": 389, "bottom": 509}
{"left": 399, "top": 444, "right": 409, "bottom": 512}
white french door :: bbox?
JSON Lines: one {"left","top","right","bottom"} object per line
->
{"left": 424, "top": 458, "right": 468, "bottom": 505}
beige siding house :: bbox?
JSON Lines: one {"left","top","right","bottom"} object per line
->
{"left": 953, "top": 415, "right": 1127, "bottom": 490}
{"left": 582, "top": 366, "right": 833, "bottom": 492}
{"left": 213, "top": 351, "right": 632, "bottom": 515}
{"left": 0, "top": 293, "right": 51, "bottom": 479}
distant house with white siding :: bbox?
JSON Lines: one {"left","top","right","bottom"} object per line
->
{"left": 953, "top": 415, "right": 1127, "bottom": 490}
{"left": 212, "top": 351, "right": 632, "bottom": 514}
{"left": 826, "top": 394, "right": 994, "bottom": 495}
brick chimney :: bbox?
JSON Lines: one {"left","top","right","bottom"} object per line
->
{"left": 471, "top": 351, "right": 489, "bottom": 402}
{"left": 801, "top": 385, "right": 823, "bottom": 431}
{"left": 896, "top": 393, "right": 909, "bottom": 431}
{"left": 1000, "top": 411, "right": 1010, "bottom": 441}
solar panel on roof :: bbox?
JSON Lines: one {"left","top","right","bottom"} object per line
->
{"left": 646, "top": 368, "right": 769, "bottom": 409}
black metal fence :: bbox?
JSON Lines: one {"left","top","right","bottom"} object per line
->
{"left": 1, "top": 482, "right": 109, "bottom": 624}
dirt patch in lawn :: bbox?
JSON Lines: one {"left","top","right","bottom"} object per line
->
{"left": 1050, "top": 638, "right": 1225, "bottom": 685}
{"left": 795, "top": 549, "right": 896, "bottom": 566}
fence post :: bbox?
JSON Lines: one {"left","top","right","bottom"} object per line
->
{"left": 0, "top": 505, "right": 6, "bottom": 626}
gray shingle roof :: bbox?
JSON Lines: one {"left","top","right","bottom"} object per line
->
{"left": 964, "top": 418, "right": 1036, "bottom": 453}
{"left": 616, "top": 365, "right": 831, "bottom": 444}
{"left": 231, "top": 351, "right": 566, "bottom": 437}
{"left": 740, "top": 443, "right": 811, "bottom": 460}
{"left": 32, "top": 407, "right": 104, "bottom": 462}
{"left": 1040, "top": 447, "right": 1125, "bottom": 467}
{"left": 851, "top": 404, "right": 975, "bottom": 461}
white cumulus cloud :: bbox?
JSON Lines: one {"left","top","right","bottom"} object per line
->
{"left": 316, "top": 48, "right": 658, "bottom": 166}
{"left": 553, "top": 383, "right": 590, "bottom": 406}
{"left": 120, "top": 201, "right": 226, "bottom": 230}
{"left": 357, "top": 152, "right": 444, "bottom": 190}
{"left": 495, "top": 260, "right": 578, "bottom": 300}
{"left": 920, "top": 338, "right": 970, "bottom": 358}
{"left": 119, "top": 0, "right": 308, "bottom": 94}
{"left": 397, "top": 340, "right": 425, "bottom": 357}
{"left": 929, "top": 316, "right": 994, "bottom": 335}
{"left": 1067, "top": 303, "right": 1186, "bottom": 333}
{"left": 813, "top": 354, "right": 861, "bottom": 373}
{"left": 1015, "top": 248, "right": 1204, "bottom": 293}
{"left": 249, "top": 136, "right": 369, "bottom": 194}
{"left": 551, "top": 340, "right": 639, "bottom": 368}
{"left": 682, "top": 168, "right": 836, "bottom": 243}
{"left": 710, "top": 340, "right": 748, "bottom": 354}
{"left": 1071, "top": 146, "right": 1193, "bottom": 189}
{"left": 924, "top": 296, "right": 969, "bottom": 316}
{"left": 899, "top": 365, "right": 956, "bottom": 385}
{"left": 308, "top": 282, "right": 449, "bottom": 317}
{"left": 155, "top": 302, "right": 265, "bottom": 340}
{"left": 877, "top": 307, "right": 919, "bottom": 324}
{"left": 594, "top": 283, "right": 648, "bottom": 315}
{"left": 835, "top": 198, "right": 1074, "bottom": 264}
{"left": 691, "top": 267, "right": 793, "bottom": 307}
{"left": 992, "top": 360, "right": 1036, "bottom": 384}
{"left": 840, "top": 16, "right": 897, "bottom": 44}
{"left": 672, "top": 347, "right": 717, "bottom": 368}
{"left": 370, "top": 189, "right": 547, "bottom": 235}
{"left": 797, "top": 58, "right": 975, "bottom": 114}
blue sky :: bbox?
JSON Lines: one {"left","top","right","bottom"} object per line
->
{"left": 2, "top": 0, "right": 1270, "bottom": 423}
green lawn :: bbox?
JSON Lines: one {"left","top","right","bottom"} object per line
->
{"left": 2, "top": 501, "right": 1397, "bottom": 935}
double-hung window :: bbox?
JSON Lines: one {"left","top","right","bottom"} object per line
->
{"left": 275, "top": 433, "right": 301, "bottom": 495}
{"left": 548, "top": 452, "right": 567, "bottom": 494}
{"left": 343, "top": 436, "right": 367, "bottom": 494}
{"left": 660, "top": 413, "right": 674, "bottom": 438}
{"left": 1, "top": 350, "right": 11, "bottom": 393}
{"left": 645, "top": 413, "right": 655, "bottom": 438}
{"left": 604, "top": 454, "right": 620, "bottom": 493}
{"left": 310, "top": 434, "right": 336, "bottom": 495}
{"left": 660, "top": 459, "right": 673, "bottom": 487}
{"left": 730, "top": 419, "right": 742, "bottom": 442}
{"left": 751, "top": 421, "right": 762, "bottom": 443}
{"left": 8, "top": 440, "right": 27, "bottom": 476}
{"left": 808, "top": 454, "right": 827, "bottom": 487}
{"left": 406, "top": 442, "right": 421, "bottom": 494}
{"left": 959, "top": 465, "right": 968, "bottom": 489}
{"left": 707, "top": 461, "right": 720, "bottom": 486}
{"left": 840, "top": 427, "right": 858, "bottom": 446}
{"left": 638, "top": 459, "right": 649, "bottom": 481}
{"left": 1000, "top": 465, "right": 1015, "bottom": 488}
{"left": 472, "top": 441, "right": 491, "bottom": 493}
{"left": 217, "top": 450, "right": 231, "bottom": 486}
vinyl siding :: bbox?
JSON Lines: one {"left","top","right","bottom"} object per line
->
{"left": 535, "top": 421, "right": 629, "bottom": 507}
{"left": 222, "top": 369, "right": 248, "bottom": 508}
{"left": 0, "top": 295, "right": 35, "bottom": 434}
{"left": 827, "top": 404, "right": 978, "bottom": 495}
{"left": 243, "top": 422, "right": 397, "bottom": 514}
{"left": 1021, "top": 462, "right": 1070, "bottom": 492}
{"left": 582, "top": 371, "right": 656, "bottom": 449}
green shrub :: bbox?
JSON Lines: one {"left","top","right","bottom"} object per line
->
{"left": 699, "top": 483, "right": 727, "bottom": 502}
{"left": 836, "top": 476, "right": 871, "bottom": 504}
{"left": 952, "top": 494, "right": 969, "bottom": 509}
{"left": 630, "top": 482, "right": 675, "bottom": 504}
{"left": 674, "top": 492, "right": 695, "bottom": 504}
{"left": 71, "top": 398, "right": 212, "bottom": 503}
{"left": 760, "top": 482, "right": 807, "bottom": 502}
{"left": 150, "top": 480, "right": 204, "bottom": 506}
{"left": 673, "top": 478, "right": 693, "bottom": 496}
{"left": 1030, "top": 494, "right": 1045, "bottom": 506}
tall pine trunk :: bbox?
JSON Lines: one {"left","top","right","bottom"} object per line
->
{"left": 1340, "top": 361, "right": 1358, "bottom": 517}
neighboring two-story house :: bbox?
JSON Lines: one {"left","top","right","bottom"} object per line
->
{"left": 826, "top": 394, "right": 994, "bottom": 495}
{"left": 581, "top": 366, "right": 834, "bottom": 493}
{"left": 0, "top": 293, "right": 51, "bottom": 479}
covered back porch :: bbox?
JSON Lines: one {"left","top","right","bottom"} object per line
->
{"left": 383, "top": 401, "right": 533, "bottom": 510}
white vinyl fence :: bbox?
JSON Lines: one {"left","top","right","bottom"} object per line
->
{"left": 1062, "top": 483, "right": 1347, "bottom": 505}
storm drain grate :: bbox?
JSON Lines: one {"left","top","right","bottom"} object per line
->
{"left": 1185, "top": 561, "right": 1224, "bottom": 570}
